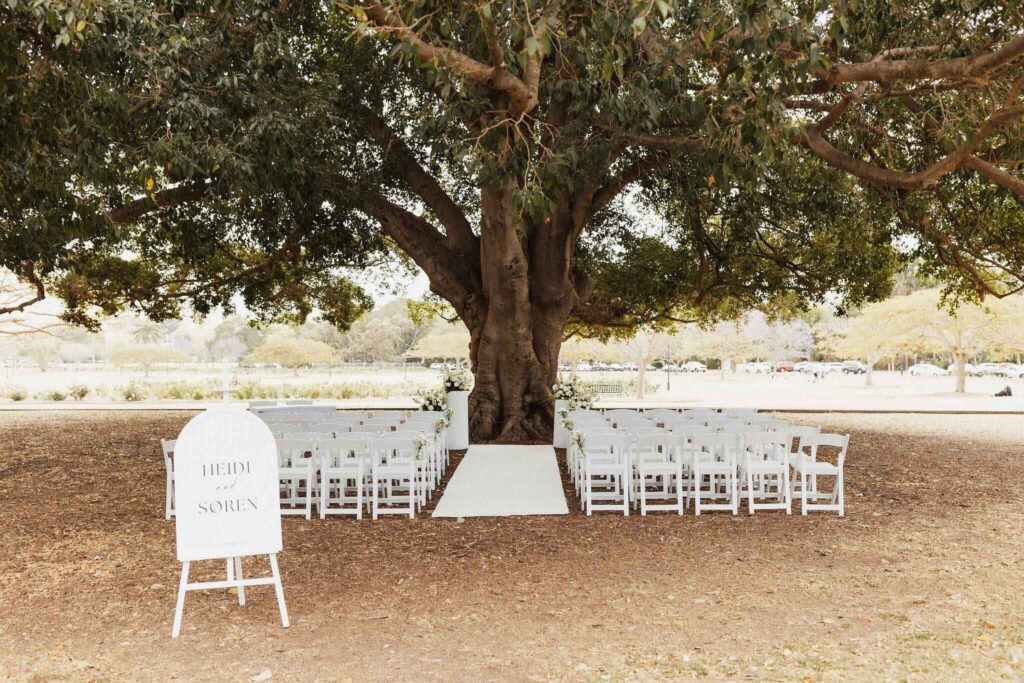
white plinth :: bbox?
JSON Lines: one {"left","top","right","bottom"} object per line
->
{"left": 553, "top": 399, "right": 570, "bottom": 448}
{"left": 446, "top": 390, "right": 469, "bottom": 449}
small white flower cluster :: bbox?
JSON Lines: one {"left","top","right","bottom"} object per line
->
{"left": 442, "top": 364, "right": 473, "bottom": 392}
{"left": 414, "top": 434, "right": 431, "bottom": 461}
{"left": 414, "top": 387, "right": 448, "bottom": 412}
{"left": 552, "top": 374, "right": 594, "bottom": 409}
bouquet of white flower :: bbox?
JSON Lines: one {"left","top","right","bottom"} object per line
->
{"left": 552, "top": 374, "right": 594, "bottom": 409}
{"left": 414, "top": 387, "right": 448, "bottom": 412}
{"left": 442, "top": 364, "right": 473, "bottom": 392}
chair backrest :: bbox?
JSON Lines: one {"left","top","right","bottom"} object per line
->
{"left": 161, "top": 439, "right": 175, "bottom": 470}
{"left": 579, "top": 431, "right": 630, "bottom": 462}
{"left": 284, "top": 399, "right": 314, "bottom": 406}
{"left": 787, "top": 425, "right": 820, "bottom": 452}
{"left": 675, "top": 424, "right": 721, "bottom": 438}
{"left": 807, "top": 433, "right": 849, "bottom": 466}
{"left": 606, "top": 409, "right": 641, "bottom": 419}
{"left": 683, "top": 409, "right": 717, "bottom": 419}
{"left": 634, "top": 432, "right": 674, "bottom": 460}
{"left": 282, "top": 431, "right": 330, "bottom": 441}
{"left": 375, "top": 436, "right": 419, "bottom": 462}
{"left": 568, "top": 409, "right": 602, "bottom": 420}
{"left": 720, "top": 408, "right": 757, "bottom": 418}
{"left": 687, "top": 432, "right": 741, "bottom": 462}
{"left": 249, "top": 400, "right": 278, "bottom": 409}
{"left": 276, "top": 439, "right": 316, "bottom": 467}
{"left": 742, "top": 431, "right": 791, "bottom": 462}
{"left": 319, "top": 437, "right": 369, "bottom": 466}
{"left": 645, "top": 409, "right": 680, "bottom": 420}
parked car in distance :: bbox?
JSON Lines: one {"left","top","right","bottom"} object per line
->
{"left": 741, "top": 361, "right": 773, "bottom": 374}
{"left": 429, "top": 362, "right": 443, "bottom": 370}
{"left": 947, "top": 362, "right": 984, "bottom": 376}
{"left": 822, "top": 362, "right": 844, "bottom": 374}
{"left": 842, "top": 360, "right": 868, "bottom": 374}
{"left": 908, "top": 363, "right": 948, "bottom": 377}
{"left": 661, "top": 363, "right": 679, "bottom": 372}
{"left": 623, "top": 363, "right": 638, "bottom": 371}
{"left": 793, "top": 361, "right": 815, "bottom": 373}
{"left": 682, "top": 361, "right": 707, "bottom": 373}
{"left": 774, "top": 361, "right": 795, "bottom": 372}
{"left": 576, "top": 362, "right": 592, "bottom": 372}
{"left": 976, "top": 362, "right": 1016, "bottom": 377}
{"left": 1003, "top": 364, "right": 1024, "bottom": 378}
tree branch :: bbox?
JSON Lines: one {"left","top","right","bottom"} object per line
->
{"left": 361, "top": 111, "right": 479, "bottom": 259}
{"left": 814, "top": 36, "right": 1024, "bottom": 84}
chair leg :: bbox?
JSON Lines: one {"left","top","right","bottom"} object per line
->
{"left": 320, "top": 473, "right": 329, "bottom": 520}
{"left": 801, "top": 469, "right": 808, "bottom": 515}
{"left": 783, "top": 468, "right": 791, "bottom": 514}
{"left": 746, "top": 469, "right": 755, "bottom": 515}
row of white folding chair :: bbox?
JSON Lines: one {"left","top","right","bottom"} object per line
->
{"left": 572, "top": 423, "right": 841, "bottom": 516}
{"left": 276, "top": 432, "right": 436, "bottom": 520}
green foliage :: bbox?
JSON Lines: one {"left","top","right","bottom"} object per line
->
{"left": 3, "top": 0, "right": 1024, "bottom": 344}
{"left": 44, "top": 389, "right": 66, "bottom": 401}
{"left": 68, "top": 384, "right": 89, "bottom": 400}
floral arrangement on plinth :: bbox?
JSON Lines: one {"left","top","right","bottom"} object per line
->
{"left": 414, "top": 387, "right": 447, "bottom": 412}
{"left": 552, "top": 374, "right": 594, "bottom": 410}
{"left": 442, "top": 364, "right": 473, "bottom": 392}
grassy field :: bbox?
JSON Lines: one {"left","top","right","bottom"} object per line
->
{"left": 1, "top": 366, "right": 1023, "bottom": 411}
{"left": 1, "top": 411, "right": 1023, "bottom": 681}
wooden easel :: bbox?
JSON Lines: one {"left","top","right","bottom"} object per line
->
{"left": 172, "top": 553, "right": 289, "bottom": 637}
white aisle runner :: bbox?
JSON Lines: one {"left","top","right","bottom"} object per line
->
{"left": 432, "top": 445, "right": 569, "bottom": 518}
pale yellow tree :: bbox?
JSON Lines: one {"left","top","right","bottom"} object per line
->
{"left": 617, "top": 328, "right": 673, "bottom": 398}
{"left": 900, "top": 289, "right": 1004, "bottom": 393}
{"left": 831, "top": 297, "right": 919, "bottom": 386}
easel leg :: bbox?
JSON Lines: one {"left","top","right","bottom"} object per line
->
{"left": 172, "top": 561, "right": 190, "bottom": 638}
{"left": 268, "top": 553, "right": 289, "bottom": 628}
{"left": 234, "top": 557, "right": 246, "bottom": 606}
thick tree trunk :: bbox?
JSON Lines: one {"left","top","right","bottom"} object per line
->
{"left": 465, "top": 179, "right": 577, "bottom": 443}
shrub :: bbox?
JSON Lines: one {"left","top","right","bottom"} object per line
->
{"left": 121, "top": 383, "right": 145, "bottom": 401}
{"left": 4, "top": 387, "right": 27, "bottom": 401}
{"left": 46, "top": 390, "right": 67, "bottom": 402}
{"left": 69, "top": 385, "right": 89, "bottom": 401}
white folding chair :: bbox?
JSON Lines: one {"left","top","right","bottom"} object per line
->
{"left": 795, "top": 433, "right": 849, "bottom": 516}
{"left": 580, "top": 432, "right": 631, "bottom": 516}
{"left": 161, "top": 439, "right": 176, "bottom": 519}
{"left": 319, "top": 437, "right": 367, "bottom": 519}
{"left": 633, "top": 433, "right": 683, "bottom": 515}
{"left": 740, "top": 432, "right": 792, "bottom": 514}
{"left": 683, "top": 432, "right": 740, "bottom": 515}
{"left": 786, "top": 425, "right": 821, "bottom": 498}
{"left": 276, "top": 439, "right": 317, "bottom": 519}
{"left": 371, "top": 436, "right": 419, "bottom": 519}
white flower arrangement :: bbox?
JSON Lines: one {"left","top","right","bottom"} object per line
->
{"left": 414, "top": 387, "right": 448, "bottom": 412}
{"left": 433, "top": 413, "right": 451, "bottom": 435}
{"left": 442, "top": 364, "right": 473, "bottom": 392}
{"left": 414, "top": 434, "right": 431, "bottom": 461}
{"left": 572, "top": 431, "right": 586, "bottom": 454}
{"left": 552, "top": 374, "right": 594, "bottom": 409}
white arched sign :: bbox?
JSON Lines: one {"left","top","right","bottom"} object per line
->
{"left": 171, "top": 406, "right": 289, "bottom": 637}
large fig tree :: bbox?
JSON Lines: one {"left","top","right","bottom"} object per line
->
{"left": 4, "top": 1, "right": 1024, "bottom": 440}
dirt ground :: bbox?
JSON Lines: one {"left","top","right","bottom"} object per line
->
{"left": 1, "top": 411, "right": 1023, "bottom": 682}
